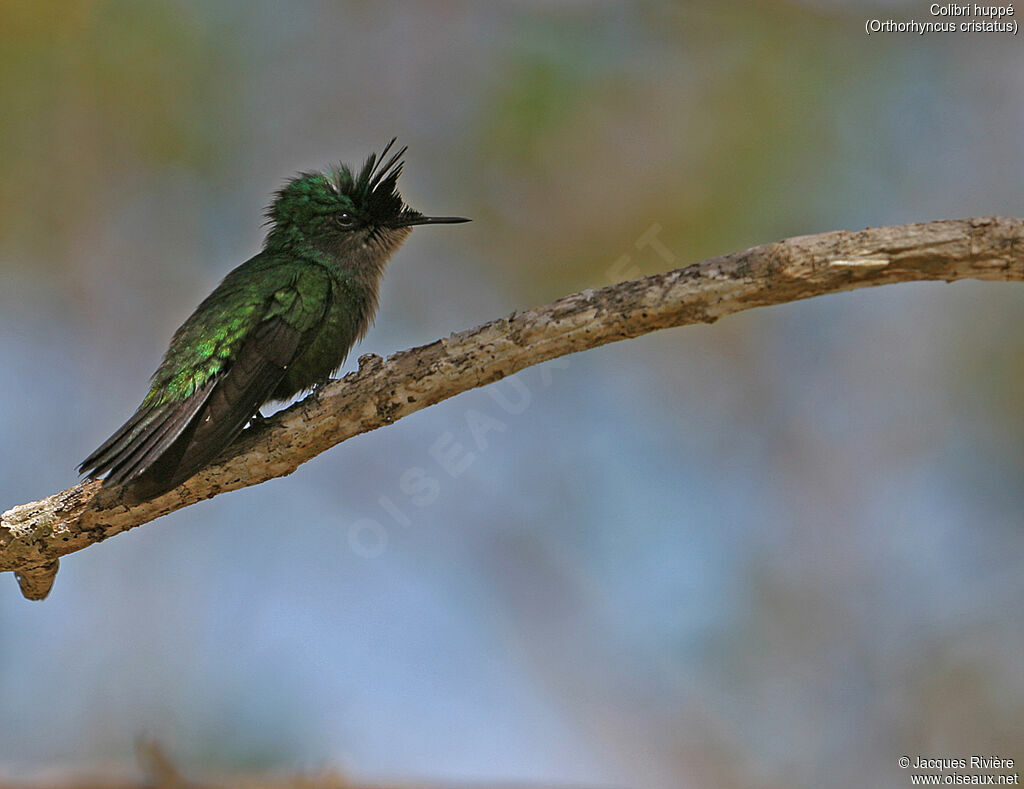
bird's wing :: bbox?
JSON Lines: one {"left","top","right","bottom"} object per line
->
{"left": 80, "top": 264, "right": 332, "bottom": 497}
{"left": 77, "top": 378, "right": 220, "bottom": 487}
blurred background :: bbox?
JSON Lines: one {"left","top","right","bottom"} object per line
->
{"left": 1, "top": 1, "right": 1023, "bottom": 787}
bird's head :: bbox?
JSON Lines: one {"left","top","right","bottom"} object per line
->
{"left": 265, "top": 139, "right": 469, "bottom": 263}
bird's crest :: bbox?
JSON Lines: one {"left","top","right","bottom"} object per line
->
{"left": 265, "top": 139, "right": 411, "bottom": 234}
{"left": 330, "top": 137, "right": 408, "bottom": 218}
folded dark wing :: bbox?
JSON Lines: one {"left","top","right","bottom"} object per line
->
{"left": 77, "top": 382, "right": 217, "bottom": 487}
{"left": 146, "top": 316, "right": 304, "bottom": 492}
{"left": 79, "top": 316, "right": 303, "bottom": 498}
{"left": 80, "top": 261, "right": 332, "bottom": 500}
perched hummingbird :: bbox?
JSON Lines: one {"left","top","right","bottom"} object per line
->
{"left": 80, "top": 139, "right": 469, "bottom": 503}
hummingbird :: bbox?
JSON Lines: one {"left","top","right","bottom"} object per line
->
{"left": 79, "top": 139, "right": 469, "bottom": 503}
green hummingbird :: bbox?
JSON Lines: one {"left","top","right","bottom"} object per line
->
{"left": 79, "top": 139, "right": 469, "bottom": 503}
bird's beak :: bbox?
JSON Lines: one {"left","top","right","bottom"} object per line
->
{"left": 389, "top": 214, "right": 471, "bottom": 228}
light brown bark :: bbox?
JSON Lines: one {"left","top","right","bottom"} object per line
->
{"left": 3, "top": 217, "right": 1022, "bottom": 599}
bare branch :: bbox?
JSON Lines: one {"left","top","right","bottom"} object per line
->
{"left": 3, "top": 217, "right": 1022, "bottom": 599}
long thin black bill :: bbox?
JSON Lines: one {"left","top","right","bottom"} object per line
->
{"left": 391, "top": 215, "right": 471, "bottom": 227}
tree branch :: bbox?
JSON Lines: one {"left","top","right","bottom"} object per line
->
{"left": 4, "top": 217, "right": 1022, "bottom": 599}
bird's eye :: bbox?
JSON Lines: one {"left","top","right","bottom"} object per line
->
{"left": 336, "top": 211, "right": 356, "bottom": 228}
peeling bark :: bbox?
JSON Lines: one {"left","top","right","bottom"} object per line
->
{"left": 3, "top": 217, "right": 1022, "bottom": 599}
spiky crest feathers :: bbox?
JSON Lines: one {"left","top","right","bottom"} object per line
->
{"left": 265, "top": 138, "right": 415, "bottom": 235}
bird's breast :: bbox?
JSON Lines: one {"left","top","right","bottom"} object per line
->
{"left": 274, "top": 276, "right": 378, "bottom": 398}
